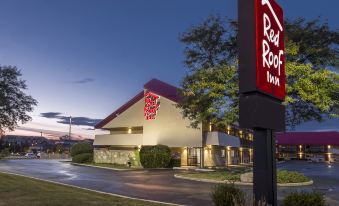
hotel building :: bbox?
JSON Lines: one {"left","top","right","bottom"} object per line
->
{"left": 94, "top": 79, "right": 253, "bottom": 167}
{"left": 276, "top": 131, "right": 339, "bottom": 162}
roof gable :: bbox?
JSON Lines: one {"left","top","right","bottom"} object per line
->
{"left": 95, "top": 79, "right": 180, "bottom": 129}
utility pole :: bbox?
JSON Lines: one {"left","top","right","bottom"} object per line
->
{"left": 69, "top": 116, "right": 72, "bottom": 140}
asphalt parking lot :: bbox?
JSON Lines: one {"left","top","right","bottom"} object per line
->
{"left": 0, "top": 159, "right": 338, "bottom": 205}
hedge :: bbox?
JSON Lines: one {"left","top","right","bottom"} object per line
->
{"left": 70, "top": 142, "right": 93, "bottom": 157}
{"left": 139, "top": 145, "right": 171, "bottom": 168}
{"left": 277, "top": 170, "right": 310, "bottom": 183}
{"left": 283, "top": 191, "right": 326, "bottom": 206}
{"left": 72, "top": 153, "right": 93, "bottom": 163}
{"left": 211, "top": 184, "right": 246, "bottom": 206}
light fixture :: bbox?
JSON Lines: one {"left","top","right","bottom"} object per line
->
{"left": 128, "top": 128, "right": 132, "bottom": 134}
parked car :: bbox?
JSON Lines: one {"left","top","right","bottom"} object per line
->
{"left": 25, "top": 153, "right": 36, "bottom": 159}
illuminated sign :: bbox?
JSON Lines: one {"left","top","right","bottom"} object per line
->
{"left": 144, "top": 91, "right": 160, "bottom": 120}
{"left": 256, "top": 0, "right": 285, "bottom": 100}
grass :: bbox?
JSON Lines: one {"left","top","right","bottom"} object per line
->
{"left": 177, "top": 170, "right": 242, "bottom": 182}
{"left": 0, "top": 172, "right": 165, "bottom": 206}
{"left": 277, "top": 170, "right": 310, "bottom": 183}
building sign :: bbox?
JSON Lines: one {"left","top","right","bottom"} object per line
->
{"left": 144, "top": 91, "right": 160, "bottom": 120}
{"left": 256, "top": 0, "right": 285, "bottom": 100}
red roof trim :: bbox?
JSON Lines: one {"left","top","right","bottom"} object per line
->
{"left": 144, "top": 79, "right": 181, "bottom": 103}
{"left": 95, "top": 91, "right": 144, "bottom": 129}
{"left": 95, "top": 79, "right": 181, "bottom": 129}
{"left": 276, "top": 131, "right": 339, "bottom": 146}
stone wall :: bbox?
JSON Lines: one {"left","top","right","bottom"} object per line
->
{"left": 204, "top": 146, "right": 227, "bottom": 167}
{"left": 94, "top": 148, "right": 139, "bottom": 165}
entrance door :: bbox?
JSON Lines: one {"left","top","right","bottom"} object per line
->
{"left": 187, "top": 148, "right": 200, "bottom": 166}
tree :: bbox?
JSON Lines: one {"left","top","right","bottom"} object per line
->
{"left": 178, "top": 16, "right": 339, "bottom": 129}
{"left": 0, "top": 66, "right": 37, "bottom": 133}
{"left": 70, "top": 142, "right": 93, "bottom": 157}
{"left": 55, "top": 144, "right": 64, "bottom": 154}
{"left": 181, "top": 15, "right": 238, "bottom": 70}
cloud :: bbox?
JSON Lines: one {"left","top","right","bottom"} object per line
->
{"left": 72, "top": 78, "right": 95, "bottom": 84}
{"left": 10, "top": 127, "right": 89, "bottom": 140}
{"left": 40, "top": 112, "right": 102, "bottom": 127}
{"left": 57, "top": 116, "right": 102, "bottom": 127}
{"left": 40, "top": 112, "right": 62, "bottom": 118}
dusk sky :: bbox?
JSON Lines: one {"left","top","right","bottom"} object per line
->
{"left": 1, "top": 0, "right": 338, "bottom": 139}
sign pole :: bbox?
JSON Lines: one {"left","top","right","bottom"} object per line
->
{"left": 238, "top": 0, "right": 285, "bottom": 205}
{"left": 253, "top": 129, "right": 277, "bottom": 205}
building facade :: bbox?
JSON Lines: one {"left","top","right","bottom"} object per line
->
{"left": 276, "top": 131, "right": 339, "bottom": 162}
{"left": 94, "top": 79, "right": 253, "bottom": 167}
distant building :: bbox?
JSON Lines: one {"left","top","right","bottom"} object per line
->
{"left": 276, "top": 131, "right": 339, "bottom": 162}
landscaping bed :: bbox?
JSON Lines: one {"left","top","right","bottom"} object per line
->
{"left": 175, "top": 169, "right": 312, "bottom": 186}
{"left": 0, "top": 172, "right": 167, "bottom": 206}
{"left": 177, "top": 170, "right": 242, "bottom": 182}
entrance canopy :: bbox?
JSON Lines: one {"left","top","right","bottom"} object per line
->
{"left": 205, "top": 131, "right": 241, "bottom": 147}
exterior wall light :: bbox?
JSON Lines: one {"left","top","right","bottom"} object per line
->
{"left": 227, "top": 125, "right": 231, "bottom": 134}
{"left": 137, "top": 145, "right": 141, "bottom": 151}
{"left": 298, "top": 152, "right": 303, "bottom": 159}
{"left": 128, "top": 128, "right": 132, "bottom": 134}
{"left": 328, "top": 145, "right": 331, "bottom": 149}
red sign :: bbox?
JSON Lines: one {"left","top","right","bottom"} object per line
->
{"left": 255, "top": 0, "right": 285, "bottom": 100}
{"left": 144, "top": 91, "right": 160, "bottom": 120}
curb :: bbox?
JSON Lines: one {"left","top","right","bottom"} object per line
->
{"left": 174, "top": 174, "right": 252, "bottom": 186}
{"left": 174, "top": 174, "right": 313, "bottom": 187}
{"left": 71, "top": 163, "right": 131, "bottom": 171}
{"left": 72, "top": 163, "right": 175, "bottom": 171}
{"left": 0, "top": 171, "right": 183, "bottom": 206}
{"left": 277, "top": 180, "right": 314, "bottom": 187}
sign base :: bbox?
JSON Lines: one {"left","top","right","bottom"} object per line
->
{"left": 239, "top": 93, "right": 285, "bottom": 131}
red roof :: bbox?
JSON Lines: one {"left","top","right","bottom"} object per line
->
{"left": 276, "top": 131, "right": 339, "bottom": 145}
{"left": 95, "top": 79, "right": 180, "bottom": 129}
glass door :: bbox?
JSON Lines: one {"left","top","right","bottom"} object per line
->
{"left": 187, "top": 148, "right": 198, "bottom": 166}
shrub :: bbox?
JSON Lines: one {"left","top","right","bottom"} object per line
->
{"left": 277, "top": 170, "right": 310, "bottom": 183}
{"left": 283, "top": 191, "right": 326, "bottom": 206}
{"left": 211, "top": 184, "right": 246, "bottom": 206}
{"left": 0, "top": 148, "right": 10, "bottom": 158}
{"left": 72, "top": 153, "right": 93, "bottom": 163}
{"left": 70, "top": 142, "right": 93, "bottom": 157}
{"left": 139, "top": 145, "right": 171, "bottom": 168}
{"left": 168, "top": 157, "right": 181, "bottom": 168}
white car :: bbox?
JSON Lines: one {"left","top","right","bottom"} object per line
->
{"left": 25, "top": 153, "right": 37, "bottom": 159}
